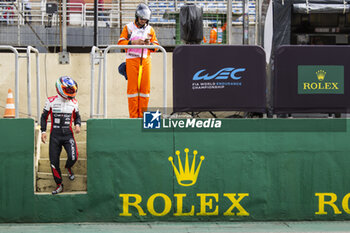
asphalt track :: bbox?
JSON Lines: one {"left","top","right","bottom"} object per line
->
{"left": 1, "top": 221, "right": 350, "bottom": 233}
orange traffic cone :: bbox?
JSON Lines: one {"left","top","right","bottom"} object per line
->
{"left": 3, "top": 89, "right": 15, "bottom": 118}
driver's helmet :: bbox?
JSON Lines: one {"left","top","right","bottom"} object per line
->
{"left": 55, "top": 76, "right": 78, "bottom": 99}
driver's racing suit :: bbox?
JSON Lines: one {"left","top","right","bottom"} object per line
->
{"left": 40, "top": 95, "right": 81, "bottom": 185}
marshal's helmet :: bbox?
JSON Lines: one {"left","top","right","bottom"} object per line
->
{"left": 55, "top": 76, "right": 78, "bottom": 99}
{"left": 135, "top": 3, "right": 151, "bottom": 22}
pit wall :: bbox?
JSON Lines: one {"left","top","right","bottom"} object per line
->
{"left": 1, "top": 118, "right": 350, "bottom": 222}
{"left": 0, "top": 53, "right": 173, "bottom": 119}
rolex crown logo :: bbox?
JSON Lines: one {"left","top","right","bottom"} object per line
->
{"left": 316, "top": 70, "right": 326, "bottom": 81}
{"left": 168, "top": 148, "right": 205, "bottom": 187}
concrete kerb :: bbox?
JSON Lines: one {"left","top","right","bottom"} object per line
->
{"left": 1, "top": 221, "right": 350, "bottom": 233}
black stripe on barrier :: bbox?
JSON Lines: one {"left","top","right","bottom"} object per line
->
{"left": 274, "top": 45, "right": 350, "bottom": 114}
{"left": 173, "top": 45, "right": 267, "bottom": 113}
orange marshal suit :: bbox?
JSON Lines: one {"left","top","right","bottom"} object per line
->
{"left": 118, "top": 22, "right": 159, "bottom": 118}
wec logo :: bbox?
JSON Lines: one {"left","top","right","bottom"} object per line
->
{"left": 193, "top": 67, "right": 246, "bottom": 80}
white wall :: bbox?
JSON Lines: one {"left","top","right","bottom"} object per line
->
{"left": 0, "top": 52, "right": 173, "bottom": 120}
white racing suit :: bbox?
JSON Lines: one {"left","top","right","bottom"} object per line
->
{"left": 40, "top": 95, "right": 81, "bottom": 185}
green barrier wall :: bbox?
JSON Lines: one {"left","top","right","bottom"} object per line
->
{"left": 0, "top": 119, "right": 34, "bottom": 222}
{"left": 1, "top": 119, "right": 350, "bottom": 222}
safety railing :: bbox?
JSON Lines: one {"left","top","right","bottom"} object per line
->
{"left": 0, "top": 0, "right": 256, "bottom": 27}
{"left": 0, "top": 45, "right": 40, "bottom": 119}
{"left": 26, "top": 46, "right": 40, "bottom": 120}
{"left": 0, "top": 46, "right": 19, "bottom": 117}
{"left": 85, "top": 3, "right": 120, "bottom": 27}
{"left": 0, "top": 1, "right": 120, "bottom": 27}
{"left": 90, "top": 45, "right": 167, "bottom": 118}
{"left": 90, "top": 46, "right": 104, "bottom": 118}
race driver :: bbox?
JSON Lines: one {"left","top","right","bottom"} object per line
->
{"left": 117, "top": 3, "right": 159, "bottom": 118}
{"left": 40, "top": 76, "right": 81, "bottom": 195}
